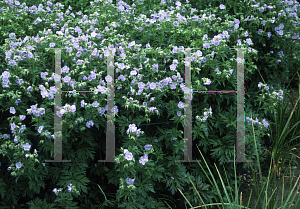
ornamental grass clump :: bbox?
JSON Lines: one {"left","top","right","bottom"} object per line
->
{"left": 0, "top": 0, "right": 300, "bottom": 208}
{"left": 177, "top": 73, "right": 300, "bottom": 209}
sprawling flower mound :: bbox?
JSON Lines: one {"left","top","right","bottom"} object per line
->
{"left": 0, "top": 0, "right": 299, "bottom": 208}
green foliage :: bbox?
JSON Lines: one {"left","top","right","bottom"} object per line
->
{"left": 54, "top": 0, "right": 90, "bottom": 13}
{"left": 26, "top": 197, "right": 57, "bottom": 209}
{"left": 1, "top": 0, "right": 300, "bottom": 208}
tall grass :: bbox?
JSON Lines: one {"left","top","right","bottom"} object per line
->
{"left": 177, "top": 72, "right": 300, "bottom": 209}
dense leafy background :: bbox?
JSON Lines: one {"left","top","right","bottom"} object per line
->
{"left": 0, "top": 0, "right": 299, "bottom": 208}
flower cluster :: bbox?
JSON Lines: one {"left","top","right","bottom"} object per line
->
{"left": 10, "top": 122, "right": 26, "bottom": 135}
{"left": 26, "top": 104, "right": 46, "bottom": 117}
{"left": 1, "top": 70, "right": 10, "bottom": 88}
{"left": 195, "top": 106, "right": 213, "bottom": 122}
{"left": 52, "top": 183, "right": 75, "bottom": 195}
{"left": 126, "top": 124, "right": 142, "bottom": 137}
{"left": 1, "top": 0, "right": 299, "bottom": 207}
{"left": 246, "top": 117, "right": 269, "bottom": 128}
{"left": 57, "top": 103, "right": 77, "bottom": 117}
{"left": 117, "top": 144, "right": 153, "bottom": 187}
{"left": 258, "top": 82, "right": 284, "bottom": 103}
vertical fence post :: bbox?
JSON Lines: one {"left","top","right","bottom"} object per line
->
{"left": 228, "top": 48, "right": 252, "bottom": 163}
{"left": 99, "top": 48, "right": 116, "bottom": 162}
{"left": 175, "top": 47, "right": 253, "bottom": 163}
{"left": 45, "top": 48, "right": 71, "bottom": 163}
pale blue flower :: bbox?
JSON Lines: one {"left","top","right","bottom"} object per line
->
{"left": 138, "top": 82, "right": 146, "bottom": 89}
{"left": 38, "top": 125, "right": 44, "bottom": 133}
{"left": 263, "top": 119, "right": 269, "bottom": 128}
{"left": 62, "top": 66, "right": 70, "bottom": 73}
{"left": 15, "top": 99, "right": 21, "bottom": 106}
{"left": 195, "top": 50, "right": 202, "bottom": 57}
{"left": 126, "top": 178, "right": 135, "bottom": 184}
{"left": 67, "top": 183, "right": 72, "bottom": 192}
{"left": 125, "top": 152, "right": 133, "bottom": 161}
{"left": 203, "top": 43, "right": 210, "bottom": 49}
{"left": 66, "top": 47, "right": 73, "bottom": 53}
{"left": 144, "top": 144, "right": 152, "bottom": 150}
{"left": 92, "top": 101, "right": 99, "bottom": 107}
{"left": 267, "top": 32, "right": 272, "bottom": 38}
{"left": 40, "top": 72, "right": 48, "bottom": 78}
{"left": 81, "top": 100, "right": 87, "bottom": 107}
{"left": 178, "top": 101, "right": 184, "bottom": 108}
{"left": 76, "top": 60, "right": 83, "bottom": 65}
{"left": 259, "top": 7, "right": 264, "bottom": 12}
{"left": 204, "top": 80, "right": 211, "bottom": 85}
{"left": 177, "top": 111, "right": 181, "bottom": 116}
{"left": 258, "top": 29, "right": 263, "bottom": 35}
{"left": 16, "top": 162, "right": 22, "bottom": 169}
{"left": 246, "top": 38, "right": 252, "bottom": 45}
{"left": 10, "top": 107, "right": 16, "bottom": 114}
{"left": 2, "top": 71, "right": 10, "bottom": 78}
{"left": 136, "top": 129, "right": 141, "bottom": 137}
{"left": 127, "top": 124, "right": 137, "bottom": 134}
{"left": 20, "top": 125, "right": 26, "bottom": 133}
{"left": 86, "top": 120, "right": 94, "bottom": 128}
{"left": 70, "top": 105, "right": 76, "bottom": 113}
{"left": 139, "top": 155, "right": 148, "bottom": 165}
{"left": 219, "top": 4, "right": 225, "bottom": 9}
{"left": 9, "top": 33, "right": 16, "bottom": 39}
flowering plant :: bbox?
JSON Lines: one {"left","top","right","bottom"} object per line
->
{"left": 0, "top": 0, "right": 300, "bottom": 208}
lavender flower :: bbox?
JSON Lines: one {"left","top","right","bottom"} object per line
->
{"left": 125, "top": 152, "right": 133, "bottom": 160}
{"left": 16, "top": 162, "right": 22, "bottom": 169}
{"left": 144, "top": 144, "right": 152, "bottom": 150}
{"left": 9, "top": 33, "right": 16, "bottom": 39}
{"left": 126, "top": 178, "right": 135, "bottom": 184}
{"left": 86, "top": 120, "right": 94, "bottom": 128}
{"left": 178, "top": 101, "right": 184, "bottom": 109}
{"left": 139, "top": 154, "right": 149, "bottom": 165}
{"left": 67, "top": 184, "right": 72, "bottom": 192}
{"left": 150, "top": 82, "right": 156, "bottom": 90}
{"left": 23, "top": 143, "right": 31, "bottom": 151}
{"left": 10, "top": 107, "right": 16, "bottom": 114}
{"left": 38, "top": 125, "right": 44, "bottom": 133}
